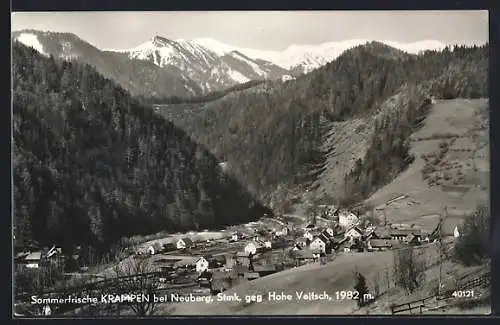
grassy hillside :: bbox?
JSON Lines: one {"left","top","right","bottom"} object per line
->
{"left": 364, "top": 98, "right": 489, "bottom": 229}
{"left": 162, "top": 240, "right": 489, "bottom": 315}
{"left": 12, "top": 43, "right": 271, "bottom": 253}
{"left": 148, "top": 43, "right": 488, "bottom": 208}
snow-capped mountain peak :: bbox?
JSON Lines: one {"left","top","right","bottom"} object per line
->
{"left": 104, "top": 36, "right": 453, "bottom": 93}
{"left": 108, "top": 36, "right": 289, "bottom": 93}
{"left": 167, "top": 38, "right": 449, "bottom": 74}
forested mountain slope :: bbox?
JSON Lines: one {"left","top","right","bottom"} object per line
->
{"left": 151, "top": 44, "right": 488, "bottom": 209}
{"left": 12, "top": 43, "right": 271, "bottom": 253}
{"left": 12, "top": 30, "right": 203, "bottom": 98}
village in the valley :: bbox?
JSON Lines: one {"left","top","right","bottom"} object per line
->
{"left": 14, "top": 193, "right": 464, "bottom": 316}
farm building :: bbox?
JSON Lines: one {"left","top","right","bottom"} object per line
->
{"left": 295, "top": 238, "right": 308, "bottom": 248}
{"left": 244, "top": 242, "right": 258, "bottom": 256}
{"left": 146, "top": 246, "right": 155, "bottom": 255}
{"left": 310, "top": 237, "right": 327, "bottom": 253}
{"left": 263, "top": 241, "right": 272, "bottom": 249}
{"left": 24, "top": 252, "right": 42, "bottom": 268}
{"left": 390, "top": 229, "right": 420, "bottom": 241}
{"left": 303, "top": 231, "right": 314, "bottom": 241}
{"left": 231, "top": 232, "right": 244, "bottom": 242}
{"left": 274, "top": 227, "right": 290, "bottom": 237}
{"left": 305, "top": 223, "right": 316, "bottom": 230}
{"left": 367, "top": 239, "right": 392, "bottom": 251}
{"left": 236, "top": 252, "right": 251, "bottom": 267}
{"left": 323, "top": 227, "right": 335, "bottom": 237}
{"left": 162, "top": 242, "right": 176, "bottom": 252}
{"left": 371, "top": 228, "right": 392, "bottom": 239}
{"left": 341, "top": 241, "right": 359, "bottom": 253}
{"left": 344, "top": 226, "right": 364, "bottom": 241}
{"left": 176, "top": 238, "right": 194, "bottom": 250}
{"left": 338, "top": 211, "right": 359, "bottom": 229}
{"left": 405, "top": 234, "right": 421, "bottom": 246}
{"left": 198, "top": 270, "right": 213, "bottom": 281}
{"left": 294, "top": 248, "right": 315, "bottom": 263}
{"left": 197, "top": 270, "right": 213, "bottom": 288}
{"left": 209, "top": 253, "right": 229, "bottom": 268}
{"left": 195, "top": 257, "right": 209, "bottom": 273}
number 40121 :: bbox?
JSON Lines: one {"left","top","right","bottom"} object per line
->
{"left": 452, "top": 290, "right": 475, "bottom": 298}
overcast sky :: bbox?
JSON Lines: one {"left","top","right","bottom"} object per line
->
{"left": 11, "top": 11, "right": 488, "bottom": 50}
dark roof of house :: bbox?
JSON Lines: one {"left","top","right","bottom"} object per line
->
{"left": 390, "top": 229, "right": 420, "bottom": 236}
{"left": 322, "top": 229, "right": 334, "bottom": 237}
{"left": 15, "top": 252, "right": 30, "bottom": 260}
{"left": 340, "top": 240, "right": 359, "bottom": 248}
{"left": 373, "top": 228, "right": 391, "bottom": 238}
{"left": 369, "top": 239, "right": 392, "bottom": 248}
{"left": 333, "top": 235, "right": 345, "bottom": 243}
{"left": 346, "top": 226, "right": 364, "bottom": 234}
{"left": 313, "top": 235, "right": 328, "bottom": 244}
{"left": 211, "top": 254, "right": 228, "bottom": 262}
{"left": 198, "top": 270, "right": 213, "bottom": 279}
{"left": 179, "top": 237, "right": 193, "bottom": 245}
{"left": 253, "top": 264, "right": 277, "bottom": 272}
{"left": 306, "top": 224, "right": 316, "bottom": 228}
{"left": 318, "top": 233, "right": 330, "bottom": 242}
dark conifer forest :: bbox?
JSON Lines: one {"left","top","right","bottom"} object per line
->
{"left": 12, "top": 43, "right": 270, "bottom": 253}
{"left": 11, "top": 40, "right": 488, "bottom": 253}
{"left": 151, "top": 43, "right": 488, "bottom": 203}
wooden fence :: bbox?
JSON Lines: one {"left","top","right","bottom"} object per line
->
{"left": 392, "top": 271, "right": 490, "bottom": 315}
{"left": 391, "top": 296, "right": 435, "bottom": 315}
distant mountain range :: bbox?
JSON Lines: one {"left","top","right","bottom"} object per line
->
{"left": 166, "top": 38, "right": 448, "bottom": 74}
{"left": 12, "top": 29, "right": 453, "bottom": 98}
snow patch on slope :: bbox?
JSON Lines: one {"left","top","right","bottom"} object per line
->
{"left": 228, "top": 69, "right": 251, "bottom": 83}
{"left": 230, "top": 51, "right": 266, "bottom": 76}
{"left": 15, "top": 33, "right": 49, "bottom": 57}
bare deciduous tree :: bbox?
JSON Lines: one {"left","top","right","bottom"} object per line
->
{"left": 393, "top": 246, "right": 426, "bottom": 294}
{"left": 113, "top": 258, "right": 159, "bottom": 316}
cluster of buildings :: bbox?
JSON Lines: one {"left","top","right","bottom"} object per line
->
{"left": 15, "top": 202, "right": 447, "bottom": 301}
{"left": 14, "top": 245, "right": 63, "bottom": 270}
{"left": 288, "top": 206, "right": 430, "bottom": 264}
